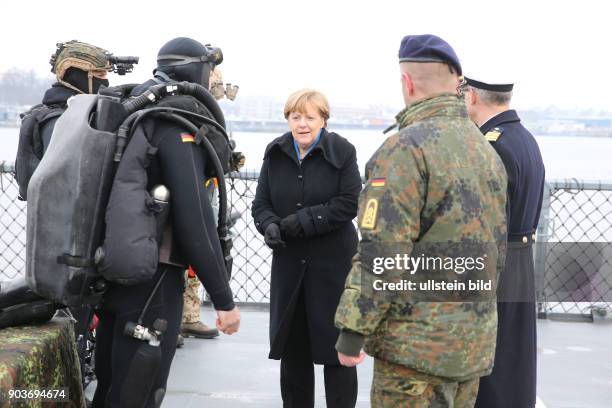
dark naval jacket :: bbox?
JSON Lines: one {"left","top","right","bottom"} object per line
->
{"left": 475, "top": 109, "right": 545, "bottom": 408}
{"left": 480, "top": 109, "right": 545, "bottom": 240}
{"left": 93, "top": 78, "right": 235, "bottom": 408}
{"left": 252, "top": 129, "right": 361, "bottom": 364}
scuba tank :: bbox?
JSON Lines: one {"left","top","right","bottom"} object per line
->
{"left": 26, "top": 81, "right": 236, "bottom": 307}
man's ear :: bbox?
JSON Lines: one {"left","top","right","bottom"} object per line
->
{"left": 469, "top": 88, "right": 478, "bottom": 106}
{"left": 401, "top": 71, "right": 414, "bottom": 96}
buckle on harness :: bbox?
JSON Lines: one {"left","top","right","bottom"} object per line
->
{"left": 57, "top": 254, "right": 96, "bottom": 267}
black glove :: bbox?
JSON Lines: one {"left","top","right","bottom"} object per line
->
{"left": 280, "top": 214, "right": 304, "bottom": 238}
{"left": 264, "top": 223, "right": 285, "bottom": 250}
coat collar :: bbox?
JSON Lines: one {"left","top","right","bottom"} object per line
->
{"left": 480, "top": 109, "right": 521, "bottom": 133}
{"left": 396, "top": 94, "right": 467, "bottom": 130}
{"left": 264, "top": 128, "right": 344, "bottom": 168}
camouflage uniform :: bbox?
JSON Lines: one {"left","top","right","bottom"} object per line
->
{"left": 371, "top": 360, "right": 480, "bottom": 408}
{"left": 182, "top": 274, "right": 203, "bottom": 324}
{"left": 209, "top": 67, "right": 225, "bottom": 100}
{"left": 335, "top": 94, "right": 507, "bottom": 407}
{"left": 181, "top": 179, "right": 220, "bottom": 338}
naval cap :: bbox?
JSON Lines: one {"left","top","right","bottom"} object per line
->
{"left": 464, "top": 76, "right": 514, "bottom": 92}
{"left": 398, "top": 34, "right": 462, "bottom": 75}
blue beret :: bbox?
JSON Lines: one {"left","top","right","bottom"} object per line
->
{"left": 398, "top": 34, "right": 462, "bottom": 75}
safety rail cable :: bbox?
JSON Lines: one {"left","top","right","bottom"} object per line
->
{"left": 2, "top": 163, "right": 612, "bottom": 314}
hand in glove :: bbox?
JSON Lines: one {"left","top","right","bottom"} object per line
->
{"left": 280, "top": 214, "right": 304, "bottom": 238}
{"left": 264, "top": 223, "right": 285, "bottom": 249}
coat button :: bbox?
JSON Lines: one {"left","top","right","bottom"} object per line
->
{"left": 298, "top": 175, "right": 303, "bottom": 180}
{"left": 522, "top": 236, "right": 528, "bottom": 244}
{"left": 256, "top": 222, "right": 260, "bottom": 226}
{"left": 297, "top": 202, "right": 302, "bottom": 207}
{"left": 317, "top": 215, "right": 322, "bottom": 220}
{"left": 301, "top": 259, "right": 306, "bottom": 264}
{"left": 532, "top": 233, "right": 536, "bottom": 241}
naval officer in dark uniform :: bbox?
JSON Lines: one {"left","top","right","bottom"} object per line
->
{"left": 464, "top": 77, "right": 545, "bottom": 408}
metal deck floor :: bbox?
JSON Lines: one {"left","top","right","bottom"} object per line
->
{"left": 88, "top": 306, "right": 612, "bottom": 407}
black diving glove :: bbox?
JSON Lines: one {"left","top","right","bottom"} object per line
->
{"left": 280, "top": 214, "right": 304, "bottom": 238}
{"left": 264, "top": 223, "right": 285, "bottom": 250}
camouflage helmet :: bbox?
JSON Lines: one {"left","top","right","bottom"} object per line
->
{"left": 209, "top": 67, "right": 225, "bottom": 100}
{"left": 49, "top": 40, "right": 111, "bottom": 92}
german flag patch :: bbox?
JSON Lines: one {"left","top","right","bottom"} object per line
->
{"left": 370, "top": 178, "right": 386, "bottom": 188}
{"left": 181, "top": 133, "right": 195, "bottom": 143}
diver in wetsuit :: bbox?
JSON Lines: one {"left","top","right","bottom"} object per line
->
{"left": 92, "top": 37, "right": 240, "bottom": 408}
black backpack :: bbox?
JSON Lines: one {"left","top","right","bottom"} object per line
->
{"left": 14, "top": 104, "right": 66, "bottom": 200}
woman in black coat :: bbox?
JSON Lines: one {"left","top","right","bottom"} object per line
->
{"left": 252, "top": 89, "right": 362, "bottom": 408}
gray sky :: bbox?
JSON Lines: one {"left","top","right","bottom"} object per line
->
{"left": 1, "top": 0, "right": 610, "bottom": 111}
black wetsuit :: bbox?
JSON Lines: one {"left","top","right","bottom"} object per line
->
{"left": 92, "top": 80, "right": 234, "bottom": 408}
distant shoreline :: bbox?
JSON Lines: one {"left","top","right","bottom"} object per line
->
{"left": 2, "top": 124, "right": 612, "bottom": 137}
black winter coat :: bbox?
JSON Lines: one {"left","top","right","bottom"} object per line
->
{"left": 252, "top": 129, "right": 361, "bottom": 364}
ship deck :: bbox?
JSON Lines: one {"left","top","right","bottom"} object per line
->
{"left": 85, "top": 306, "right": 612, "bottom": 407}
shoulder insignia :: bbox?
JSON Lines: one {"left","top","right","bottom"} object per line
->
{"left": 485, "top": 127, "right": 503, "bottom": 143}
{"left": 361, "top": 198, "right": 379, "bottom": 230}
{"left": 181, "top": 133, "right": 195, "bottom": 143}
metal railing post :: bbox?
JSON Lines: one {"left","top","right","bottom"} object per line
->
{"left": 535, "top": 181, "right": 553, "bottom": 319}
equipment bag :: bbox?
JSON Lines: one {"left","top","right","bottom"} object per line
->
{"left": 97, "top": 124, "right": 162, "bottom": 285}
{"left": 26, "top": 82, "right": 232, "bottom": 306}
{"left": 26, "top": 95, "right": 116, "bottom": 306}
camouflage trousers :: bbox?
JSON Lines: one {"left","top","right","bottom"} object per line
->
{"left": 182, "top": 275, "right": 202, "bottom": 324}
{"left": 371, "top": 359, "right": 480, "bottom": 408}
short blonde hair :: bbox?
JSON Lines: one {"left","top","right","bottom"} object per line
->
{"left": 283, "top": 89, "right": 330, "bottom": 124}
